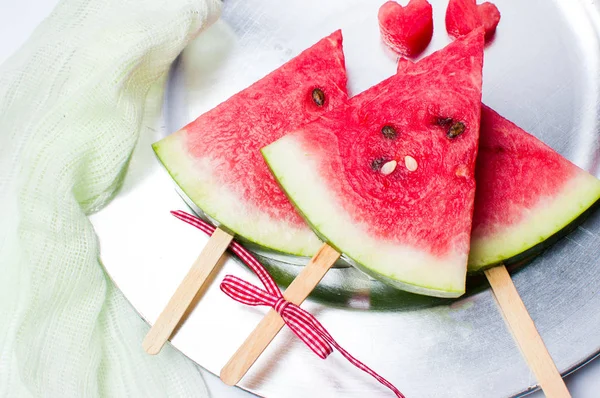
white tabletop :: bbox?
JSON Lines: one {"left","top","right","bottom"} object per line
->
{"left": 2, "top": 1, "right": 598, "bottom": 397}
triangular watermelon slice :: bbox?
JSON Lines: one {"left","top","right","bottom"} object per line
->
{"left": 262, "top": 30, "right": 485, "bottom": 298}
{"left": 469, "top": 105, "right": 600, "bottom": 270}
{"left": 152, "top": 31, "right": 348, "bottom": 256}
{"left": 399, "top": 58, "right": 600, "bottom": 271}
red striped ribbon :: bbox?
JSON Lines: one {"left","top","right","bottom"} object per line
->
{"left": 171, "top": 210, "right": 405, "bottom": 398}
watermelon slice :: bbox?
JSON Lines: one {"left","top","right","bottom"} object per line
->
{"left": 446, "top": 0, "right": 501, "bottom": 41}
{"left": 152, "top": 31, "right": 348, "bottom": 256}
{"left": 262, "top": 30, "right": 485, "bottom": 298}
{"left": 378, "top": 0, "right": 433, "bottom": 57}
{"left": 469, "top": 105, "right": 600, "bottom": 271}
{"left": 397, "top": 59, "right": 600, "bottom": 271}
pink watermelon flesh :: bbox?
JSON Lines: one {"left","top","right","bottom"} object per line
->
{"left": 378, "top": 0, "right": 433, "bottom": 57}
{"left": 469, "top": 105, "right": 600, "bottom": 270}
{"left": 397, "top": 59, "right": 600, "bottom": 271}
{"left": 263, "top": 30, "right": 485, "bottom": 298}
{"left": 152, "top": 31, "right": 348, "bottom": 256}
{"left": 446, "top": 0, "right": 500, "bottom": 41}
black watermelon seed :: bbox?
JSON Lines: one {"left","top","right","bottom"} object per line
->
{"left": 435, "top": 117, "right": 453, "bottom": 126}
{"left": 370, "top": 158, "right": 385, "bottom": 171}
{"left": 447, "top": 122, "right": 466, "bottom": 139}
{"left": 311, "top": 88, "right": 325, "bottom": 107}
{"left": 381, "top": 125, "right": 398, "bottom": 139}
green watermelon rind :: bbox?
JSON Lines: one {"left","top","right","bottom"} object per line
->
{"left": 468, "top": 172, "right": 600, "bottom": 272}
{"left": 482, "top": 200, "right": 600, "bottom": 273}
{"left": 262, "top": 135, "right": 466, "bottom": 298}
{"left": 152, "top": 131, "right": 323, "bottom": 257}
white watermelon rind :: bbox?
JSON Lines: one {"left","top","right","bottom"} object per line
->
{"left": 468, "top": 171, "right": 600, "bottom": 272}
{"left": 152, "top": 130, "right": 323, "bottom": 257}
{"left": 262, "top": 134, "right": 467, "bottom": 298}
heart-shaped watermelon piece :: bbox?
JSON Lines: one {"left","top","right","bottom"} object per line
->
{"left": 446, "top": 0, "right": 501, "bottom": 41}
{"left": 378, "top": 0, "right": 433, "bottom": 57}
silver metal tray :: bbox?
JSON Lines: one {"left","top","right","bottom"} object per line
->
{"left": 90, "top": 0, "right": 600, "bottom": 396}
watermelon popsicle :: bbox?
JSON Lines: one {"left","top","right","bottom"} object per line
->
{"left": 143, "top": 31, "right": 349, "bottom": 355}
{"left": 264, "top": 29, "right": 485, "bottom": 298}
{"left": 470, "top": 105, "right": 600, "bottom": 270}
{"left": 395, "top": 64, "right": 592, "bottom": 395}
{"left": 394, "top": 59, "right": 600, "bottom": 271}
{"left": 469, "top": 106, "right": 597, "bottom": 398}
{"left": 219, "top": 29, "right": 485, "bottom": 386}
{"left": 153, "top": 31, "right": 348, "bottom": 257}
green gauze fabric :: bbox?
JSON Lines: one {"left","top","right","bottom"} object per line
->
{"left": 0, "top": 0, "right": 221, "bottom": 396}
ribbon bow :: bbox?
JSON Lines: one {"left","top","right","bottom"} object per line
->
{"left": 172, "top": 210, "right": 404, "bottom": 398}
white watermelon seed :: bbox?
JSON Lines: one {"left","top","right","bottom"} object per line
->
{"left": 405, "top": 156, "right": 418, "bottom": 171}
{"left": 455, "top": 164, "right": 468, "bottom": 177}
{"left": 380, "top": 160, "right": 397, "bottom": 175}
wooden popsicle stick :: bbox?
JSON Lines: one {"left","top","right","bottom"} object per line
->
{"left": 143, "top": 227, "right": 233, "bottom": 355}
{"left": 485, "top": 265, "right": 571, "bottom": 398}
{"left": 220, "top": 243, "right": 340, "bottom": 386}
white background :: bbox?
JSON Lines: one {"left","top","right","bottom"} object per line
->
{"left": 1, "top": 1, "right": 598, "bottom": 397}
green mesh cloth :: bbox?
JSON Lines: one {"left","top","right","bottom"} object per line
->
{"left": 0, "top": 0, "right": 221, "bottom": 396}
